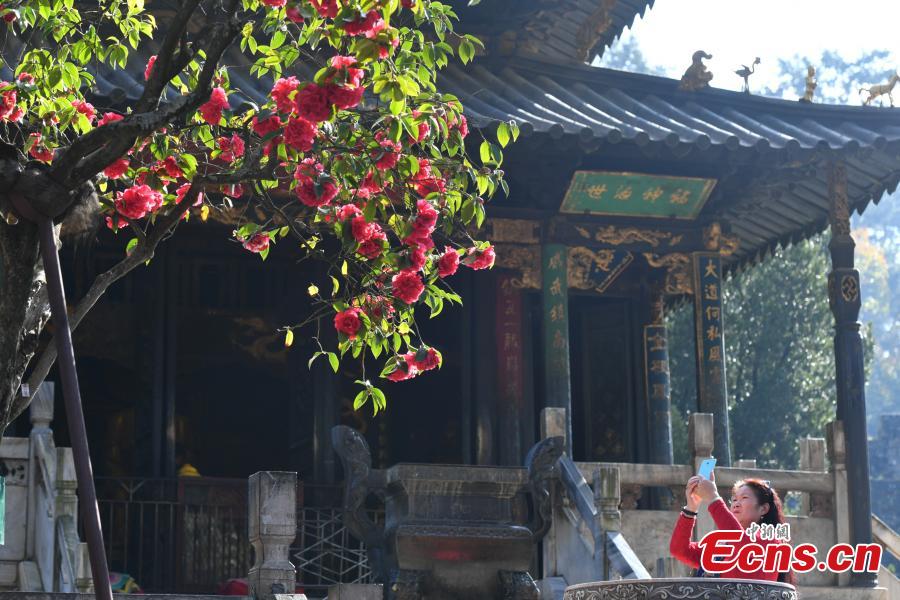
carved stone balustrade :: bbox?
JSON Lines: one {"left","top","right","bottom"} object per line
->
{"left": 564, "top": 578, "right": 798, "bottom": 599}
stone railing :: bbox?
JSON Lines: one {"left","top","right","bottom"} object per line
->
{"left": 1, "top": 384, "right": 90, "bottom": 593}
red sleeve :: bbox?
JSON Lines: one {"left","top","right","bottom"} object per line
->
{"left": 669, "top": 513, "right": 701, "bottom": 568}
{"left": 707, "top": 497, "right": 743, "bottom": 531}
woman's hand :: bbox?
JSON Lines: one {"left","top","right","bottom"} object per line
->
{"left": 685, "top": 476, "right": 702, "bottom": 511}
{"left": 695, "top": 471, "right": 720, "bottom": 503}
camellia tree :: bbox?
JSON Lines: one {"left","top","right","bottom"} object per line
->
{"left": 0, "top": 0, "right": 516, "bottom": 432}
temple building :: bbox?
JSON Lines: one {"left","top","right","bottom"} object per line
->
{"left": 5, "top": 0, "right": 900, "bottom": 597}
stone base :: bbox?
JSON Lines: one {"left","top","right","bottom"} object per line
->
{"left": 536, "top": 577, "right": 567, "bottom": 600}
{"left": 327, "top": 584, "right": 383, "bottom": 599}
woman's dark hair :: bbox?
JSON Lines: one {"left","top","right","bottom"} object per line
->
{"left": 734, "top": 479, "right": 795, "bottom": 586}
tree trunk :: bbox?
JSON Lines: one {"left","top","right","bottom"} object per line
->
{"left": 0, "top": 216, "right": 50, "bottom": 434}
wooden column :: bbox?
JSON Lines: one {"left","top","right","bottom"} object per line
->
{"left": 826, "top": 162, "right": 876, "bottom": 587}
{"left": 645, "top": 290, "right": 673, "bottom": 466}
{"left": 496, "top": 275, "right": 527, "bottom": 465}
{"left": 542, "top": 244, "right": 572, "bottom": 456}
{"left": 691, "top": 253, "right": 731, "bottom": 466}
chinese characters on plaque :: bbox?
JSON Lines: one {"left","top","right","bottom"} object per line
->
{"left": 693, "top": 254, "right": 727, "bottom": 396}
{"left": 496, "top": 275, "right": 524, "bottom": 405}
{"left": 542, "top": 244, "right": 571, "bottom": 401}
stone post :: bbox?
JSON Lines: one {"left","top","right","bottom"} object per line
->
{"left": 827, "top": 421, "right": 850, "bottom": 587}
{"left": 826, "top": 161, "right": 875, "bottom": 587}
{"left": 799, "top": 437, "right": 827, "bottom": 517}
{"left": 539, "top": 408, "right": 566, "bottom": 580}
{"left": 595, "top": 467, "right": 621, "bottom": 534}
{"left": 26, "top": 383, "right": 54, "bottom": 559}
{"left": 75, "top": 543, "right": 94, "bottom": 593}
{"left": 689, "top": 413, "right": 715, "bottom": 539}
{"left": 248, "top": 471, "right": 297, "bottom": 600}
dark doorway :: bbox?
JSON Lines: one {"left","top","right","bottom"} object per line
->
{"left": 569, "top": 296, "right": 638, "bottom": 462}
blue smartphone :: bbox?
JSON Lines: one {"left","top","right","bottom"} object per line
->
{"left": 698, "top": 457, "right": 717, "bottom": 480}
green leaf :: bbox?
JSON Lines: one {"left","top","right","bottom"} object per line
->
{"left": 125, "top": 238, "right": 139, "bottom": 255}
{"left": 497, "top": 121, "right": 510, "bottom": 147}
{"left": 328, "top": 352, "right": 339, "bottom": 373}
{"left": 353, "top": 389, "right": 367, "bottom": 410}
{"left": 479, "top": 140, "right": 490, "bottom": 164}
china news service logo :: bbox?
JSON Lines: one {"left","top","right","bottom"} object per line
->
{"left": 698, "top": 524, "right": 883, "bottom": 575}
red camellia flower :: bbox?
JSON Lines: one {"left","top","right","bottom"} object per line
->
{"left": 408, "top": 244, "right": 427, "bottom": 271}
{"left": 0, "top": 84, "right": 17, "bottom": 121}
{"left": 295, "top": 83, "right": 332, "bottom": 122}
{"left": 17, "top": 72, "right": 35, "bottom": 85}
{"left": 338, "top": 203, "right": 362, "bottom": 221}
{"left": 310, "top": 0, "right": 337, "bottom": 18}
{"left": 392, "top": 269, "right": 424, "bottom": 304}
{"left": 217, "top": 133, "right": 245, "bottom": 163}
{"left": 373, "top": 132, "right": 401, "bottom": 170}
{"left": 404, "top": 199, "right": 438, "bottom": 247}
{"left": 467, "top": 245, "right": 496, "bottom": 270}
{"left": 27, "top": 133, "right": 53, "bottom": 162}
{"left": 328, "top": 84, "right": 364, "bottom": 111}
{"left": 260, "top": 0, "right": 286, "bottom": 7}
{"left": 283, "top": 116, "right": 317, "bottom": 152}
{"left": 333, "top": 307, "right": 363, "bottom": 339}
{"left": 296, "top": 178, "right": 339, "bottom": 207}
{"left": 242, "top": 232, "right": 270, "bottom": 254}
{"left": 115, "top": 184, "right": 164, "bottom": 219}
{"left": 159, "top": 156, "right": 183, "bottom": 179}
{"left": 358, "top": 229, "right": 386, "bottom": 260}
{"left": 176, "top": 183, "right": 204, "bottom": 206}
{"left": 144, "top": 55, "right": 156, "bottom": 81}
{"left": 437, "top": 247, "right": 460, "bottom": 278}
{"left": 71, "top": 100, "right": 96, "bottom": 122}
{"left": 386, "top": 357, "right": 418, "bottom": 382}
{"left": 342, "top": 10, "right": 384, "bottom": 37}
{"left": 98, "top": 112, "right": 124, "bottom": 127}
{"left": 223, "top": 183, "right": 244, "bottom": 198}
{"left": 103, "top": 158, "right": 130, "bottom": 179}
{"left": 271, "top": 76, "right": 300, "bottom": 114}
{"left": 351, "top": 215, "right": 377, "bottom": 242}
{"left": 252, "top": 114, "right": 282, "bottom": 136}
{"left": 411, "top": 347, "right": 440, "bottom": 372}
{"left": 198, "top": 86, "right": 229, "bottom": 125}
{"left": 2, "top": 9, "right": 18, "bottom": 23}
{"left": 285, "top": 5, "right": 304, "bottom": 22}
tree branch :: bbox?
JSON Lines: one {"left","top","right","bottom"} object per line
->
{"left": 50, "top": 10, "right": 244, "bottom": 192}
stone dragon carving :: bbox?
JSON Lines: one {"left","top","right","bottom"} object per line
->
{"left": 525, "top": 436, "right": 564, "bottom": 542}
{"left": 330, "top": 425, "right": 388, "bottom": 583}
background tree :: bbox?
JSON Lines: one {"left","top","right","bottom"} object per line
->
{"left": 0, "top": 0, "right": 511, "bottom": 434}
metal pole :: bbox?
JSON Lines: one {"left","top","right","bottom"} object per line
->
{"left": 37, "top": 219, "right": 114, "bottom": 600}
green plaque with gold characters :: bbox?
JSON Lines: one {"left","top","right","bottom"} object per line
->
{"left": 560, "top": 171, "right": 717, "bottom": 219}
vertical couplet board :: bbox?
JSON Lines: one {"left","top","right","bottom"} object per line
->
{"left": 542, "top": 244, "right": 572, "bottom": 455}
{"left": 644, "top": 325, "right": 673, "bottom": 465}
{"left": 692, "top": 253, "right": 731, "bottom": 466}
{"left": 496, "top": 275, "right": 526, "bottom": 465}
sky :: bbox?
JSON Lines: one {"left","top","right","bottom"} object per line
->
{"left": 601, "top": 0, "right": 900, "bottom": 95}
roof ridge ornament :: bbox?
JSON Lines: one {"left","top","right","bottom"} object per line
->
{"left": 679, "top": 50, "right": 714, "bottom": 92}
{"left": 799, "top": 65, "right": 817, "bottom": 103}
{"left": 859, "top": 71, "right": 900, "bottom": 107}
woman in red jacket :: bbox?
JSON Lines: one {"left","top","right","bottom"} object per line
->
{"left": 669, "top": 473, "right": 794, "bottom": 584}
